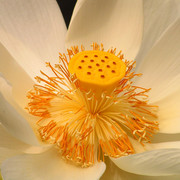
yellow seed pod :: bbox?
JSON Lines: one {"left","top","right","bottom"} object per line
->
{"left": 68, "top": 50, "right": 126, "bottom": 94}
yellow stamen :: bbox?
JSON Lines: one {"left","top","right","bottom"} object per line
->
{"left": 26, "top": 43, "right": 159, "bottom": 167}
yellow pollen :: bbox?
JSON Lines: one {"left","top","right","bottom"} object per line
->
{"left": 26, "top": 43, "right": 159, "bottom": 167}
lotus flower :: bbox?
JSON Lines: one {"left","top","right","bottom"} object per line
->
{"left": 0, "top": 0, "right": 180, "bottom": 180}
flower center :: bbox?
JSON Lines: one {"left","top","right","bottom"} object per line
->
{"left": 68, "top": 50, "right": 126, "bottom": 98}
{"left": 69, "top": 50, "right": 126, "bottom": 86}
{"left": 26, "top": 43, "right": 159, "bottom": 167}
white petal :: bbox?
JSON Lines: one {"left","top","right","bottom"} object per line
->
{"left": 130, "top": 137, "right": 180, "bottom": 153}
{"left": 0, "top": 147, "right": 21, "bottom": 166}
{"left": 101, "top": 158, "right": 180, "bottom": 180}
{"left": 146, "top": 141, "right": 180, "bottom": 151}
{"left": 135, "top": 18, "right": 180, "bottom": 102}
{"left": 136, "top": 0, "right": 180, "bottom": 68}
{"left": 70, "top": 0, "right": 86, "bottom": 23}
{"left": 0, "top": 124, "right": 48, "bottom": 154}
{"left": 0, "top": 0, "right": 66, "bottom": 79}
{"left": 111, "top": 149, "right": 180, "bottom": 176}
{"left": 1, "top": 149, "right": 106, "bottom": 180}
{"left": 0, "top": 76, "right": 39, "bottom": 146}
{"left": 156, "top": 89, "right": 180, "bottom": 133}
{"left": 152, "top": 133, "right": 180, "bottom": 143}
{"left": 135, "top": 175, "right": 180, "bottom": 180}
{"left": 66, "top": 0, "right": 143, "bottom": 60}
{"left": 0, "top": 43, "right": 34, "bottom": 108}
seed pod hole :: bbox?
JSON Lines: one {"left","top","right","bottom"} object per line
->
{"left": 87, "top": 72, "right": 91, "bottom": 75}
{"left": 112, "top": 70, "right": 116, "bottom": 73}
{"left": 98, "top": 69, "right": 102, "bottom": 72}
{"left": 78, "top": 66, "right": 82, "bottom": 69}
{"left": 88, "top": 66, "right": 92, "bottom": 68}
{"left": 101, "top": 75, "right": 105, "bottom": 78}
{"left": 105, "top": 56, "right": 108, "bottom": 59}
{"left": 113, "top": 62, "right": 116, "bottom": 65}
{"left": 81, "top": 60, "right": 85, "bottom": 63}
{"left": 106, "top": 65, "right": 110, "bottom": 68}
{"left": 101, "top": 59, "right": 105, "bottom": 62}
{"left": 94, "top": 55, "right": 98, "bottom": 57}
{"left": 84, "top": 55, "right": 88, "bottom": 58}
{"left": 96, "top": 63, "right": 100, "bottom": 66}
{"left": 90, "top": 59, "right": 94, "bottom": 62}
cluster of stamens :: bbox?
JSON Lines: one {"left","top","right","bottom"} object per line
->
{"left": 26, "top": 43, "right": 159, "bottom": 167}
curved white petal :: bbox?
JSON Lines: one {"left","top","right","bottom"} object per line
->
{"left": 0, "top": 0, "right": 66, "bottom": 80}
{"left": 70, "top": 0, "right": 86, "bottom": 23}
{"left": 136, "top": 0, "right": 180, "bottom": 68}
{"left": 135, "top": 18, "right": 180, "bottom": 102}
{"left": 66, "top": 0, "right": 143, "bottom": 60}
{"left": 129, "top": 136, "right": 180, "bottom": 153}
{"left": 0, "top": 124, "right": 48, "bottom": 154}
{"left": 0, "top": 75, "right": 39, "bottom": 146}
{"left": 156, "top": 89, "right": 180, "bottom": 133}
{"left": 0, "top": 147, "right": 21, "bottom": 166}
{"left": 111, "top": 149, "right": 180, "bottom": 176}
{"left": 1, "top": 149, "right": 106, "bottom": 180}
{"left": 152, "top": 133, "right": 180, "bottom": 143}
{"left": 101, "top": 158, "right": 180, "bottom": 180}
{"left": 129, "top": 137, "right": 180, "bottom": 154}
{"left": 0, "top": 43, "right": 34, "bottom": 108}
{"left": 146, "top": 141, "right": 180, "bottom": 151}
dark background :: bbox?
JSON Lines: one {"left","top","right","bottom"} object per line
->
{"left": 56, "top": 0, "right": 77, "bottom": 28}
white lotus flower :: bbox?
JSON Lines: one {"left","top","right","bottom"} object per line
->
{"left": 0, "top": 0, "right": 180, "bottom": 180}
